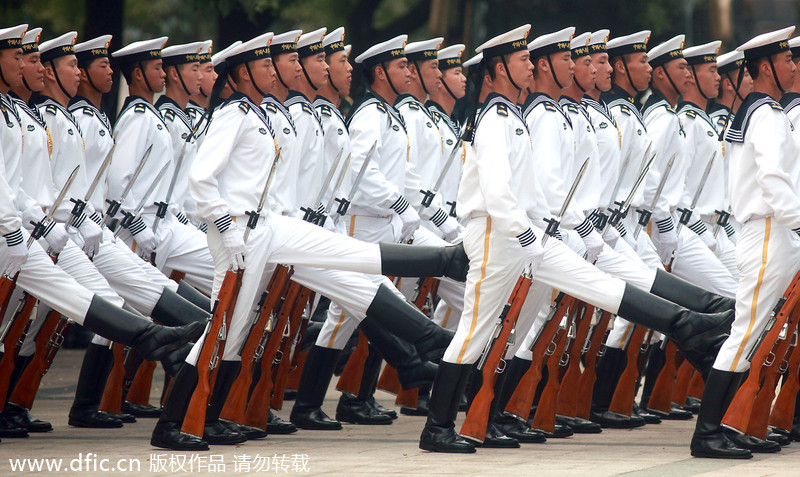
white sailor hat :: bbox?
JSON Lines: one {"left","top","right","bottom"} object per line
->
{"left": 648, "top": 34, "right": 685, "bottom": 68}
{"left": 438, "top": 44, "right": 465, "bottom": 70}
{"left": 717, "top": 50, "right": 745, "bottom": 75}
{"left": 571, "top": 32, "right": 592, "bottom": 58}
{"left": 475, "top": 24, "right": 530, "bottom": 60}
{"left": 162, "top": 41, "right": 206, "bottom": 66}
{"left": 21, "top": 27, "right": 42, "bottom": 54}
{"left": 355, "top": 35, "right": 407, "bottom": 66}
{"left": 344, "top": 45, "right": 352, "bottom": 56}
{"left": 0, "top": 24, "right": 27, "bottom": 50}
{"left": 270, "top": 30, "right": 302, "bottom": 56}
{"left": 462, "top": 52, "right": 483, "bottom": 68}
{"left": 297, "top": 28, "right": 326, "bottom": 59}
{"left": 606, "top": 30, "right": 650, "bottom": 58}
{"left": 324, "top": 27, "right": 346, "bottom": 55}
{"left": 211, "top": 41, "right": 241, "bottom": 68}
{"left": 736, "top": 26, "right": 794, "bottom": 60}
{"left": 112, "top": 37, "right": 168, "bottom": 66}
{"left": 75, "top": 35, "right": 112, "bottom": 63}
{"left": 588, "top": 29, "right": 610, "bottom": 54}
{"left": 528, "top": 27, "right": 575, "bottom": 58}
{"left": 39, "top": 31, "right": 78, "bottom": 63}
{"left": 198, "top": 40, "right": 212, "bottom": 63}
{"left": 226, "top": 32, "right": 274, "bottom": 67}
{"left": 683, "top": 40, "right": 721, "bottom": 65}
{"left": 405, "top": 37, "right": 443, "bottom": 63}
{"left": 790, "top": 36, "right": 800, "bottom": 57}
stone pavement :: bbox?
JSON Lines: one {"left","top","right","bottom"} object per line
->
{"left": 1, "top": 349, "right": 799, "bottom": 476}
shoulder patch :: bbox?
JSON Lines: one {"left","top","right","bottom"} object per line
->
{"left": 264, "top": 102, "right": 277, "bottom": 113}
{"left": 301, "top": 103, "right": 313, "bottom": 114}
{"left": 685, "top": 110, "right": 696, "bottom": 118}
{"left": 770, "top": 102, "right": 783, "bottom": 111}
{"left": 716, "top": 117, "right": 727, "bottom": 128}
{"left": 45, "top": 104, "right": 58, "bottom": 116}
{"left": 82, "top": 107, "right": 94, "bottom": 116}
{"left": 564, "top": 103, "right": 579, "bottom": 114}
{"left": 319, "top": 105, "right": 332, "bottom": 116}
{"left": 408, "top": 101, "right": 420, "bottom": 110}
{"left": 543, "top": 102, "right": 557, "bottom": 112}
{"left": 376, "top": 102, "right": 387, "bottom": 113}
{"left": 618, "top": 104, "right": 631, "bottom": 116}
{"left": 238, "top": 102, "right": 250, "bottom": 114}
{"left": 188, "top": 109, "right": 197, "bottom": 119}
{"left": 134, "top": 103, "right": 146, "bottom": 113}
{"left": 164, "top": 109, "right": 176, "bottom": 121}
{"left": 497, "top": 104, "right": 508, "bottom": 117}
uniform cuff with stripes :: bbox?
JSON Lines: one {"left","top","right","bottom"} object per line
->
{"left": 176, "top": 211, "right": 190, "bottom": 225}
{"left": 517, "top": 228, "right": 537, "bottom": 247}
{"left": 127, "top": 217, "right": 147, "bottom": 235}
{"left": 616, "top": 221, "right": 628, "bottom": 237}
{"left": 199, "top": 222, "right": 208, "bottom": 234}
{"left": 214, "top": 215, "right": 233, "bottom": 233}
{"left": 41, "top": 220, "right": 56, "bottom": 238}
{"left": 575, "top": 217, "right": 595, "bottom": 238}
{"left": 3, "top": 229, "right": 24, "bottom": 246}
{"left": 724, "top": 223, "right": 736, "bottom": 238}
{"left": 655, "top": 216, "right": 674, "bottom": 233}
{"left": 430, "top": 208, "right": 449, "bottom": 227}
{"left": 70, "top": 212, "right": 87, "bottom": 229}
{"left": 688, "top": 220, "right": 708, "bottom": 235}
{"left": 90, "top": 212, "right": 104, "bottom": 225}
{"left": 390, "top": 196, "right": 409, "bottom": 215}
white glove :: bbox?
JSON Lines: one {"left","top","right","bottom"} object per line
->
{"left": 438, "top": 216, "right": 463, "bottom": 242}
{"left": 390, "top": 197, "right": 420, "bottom": 243}
{"left": 102, "top": 226, "right": 116, "bottom": 244}
{"left": 43, "top": 221, "right": 69, "bottom": 254}
{"left": 127, "top": 216, "right": 158, "bottom": 256}
{"left": 518, "top": 228, "right": 545, "bottom": 275}
{"left": 688, "top": 220, "right": 717, "bottom": 252}
{"left": 652, "top": 217, "right": 678, "bottom": 264}
{"left": 601, "top": 224, "right": 620, "bottom": 249}
{"left": 76, "top": 217, "right": 103, "bottom": 258}
{"left": 3, "top": 230, "right": 28, "bottom": 276}
{"left": 220, "top": 225, "right": 246, "bottom": 270}
{"left": 581, "top": 229, "right": 605, "bottom": 263}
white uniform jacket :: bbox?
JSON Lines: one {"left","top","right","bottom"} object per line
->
{"left": 261, "top": 94, "right": 299, "bottom": 216}
{"left": 69, "top": 95, "right": 113, "bottom": 216}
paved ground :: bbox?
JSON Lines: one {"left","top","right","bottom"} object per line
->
{"left": 1, "top": 349, "right": 799, "bottom": 476}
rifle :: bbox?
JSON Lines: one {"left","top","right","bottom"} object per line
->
{"left": 336, "top": 330, "right": 370, "bottom": 397}
{"left": 104, "top": 144, "right": 152, "bottom": 228}
{"left": 504, "top": 294, "right": 572, "bottom": 420}
{"left": 670, "top": 357, "right": 694, "bottom": 408}
{"left": 769, "top": 328, "right": 800, "bottom": 432}
{"left": 0, "top": 294, "right": 38, "bottom": 407}
{"left": 687, "top": 368, "right": 705, "bottom": 399}
{"left": 270, "top": 286, "right": 314, "bottom": 410}
{"left": 556, "top": 302, "right": 594, "bottom": 419}
{"left": 460, "top": 273, "right": 531, "bottom": 442}
{"left": 607, "top": 324, "right": 649, "bottom": 416}
{"left": 332, "top": 141, "right": 376, "bottom": 225}
{"left": 68, "top": 144, "right": 115, "bottom": 232}
{"left": 633, "top": 153, "right": 676, "bottom": 240}
{"left": 301, "top": 149, "right": 343, "bottom": 225}
{"left": 8, "top": 311, "right": 70, "bottom": 410}
{"left": 150, "top": 140, "right": 190, "bottom": 264}
{"left": 722, "top": 271, "right": 800, "bottom": 435}
{"left": 181, "top": 148, "right": 282, "bottom": 437}
{"left": 125, "top": 360, "right": 157, "bottom": 407}
{"left": 576, "top": 310, "right": 612, "bottom": 420}
{"left": 219, "top": 265, "right": 292, "bottom": 425}
{"left": 646, "top": 339, "right": 679, "bottom": 415}
{"left": 116, "top": 162, "right": 170, "bottom": 239}
{"left": 675, "top": 151, "right": 716, "bottom": 235}
{"left": 602, "top": 143, "right": 654, "bottom": 235}
{"left": 99, "top": 343, "right": 127, "bottom": 415}
{"left": 419, "top": 140, "right": 463, "bottom": 209}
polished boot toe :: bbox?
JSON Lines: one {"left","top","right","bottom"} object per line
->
{"left": 117, "top": 412, "right": 137, "bottom": 423}
{"left": 690, "top": 432, "right": 752, "bottom": 459}
{"left": 290, "top": 407, "right": 342, "bottom": 430}
{"left": 634, "top": 405, "right": 662, "bottom": 424}
{"left": 494, "top": 416, "right": 547, "bottom": 443}
{"left": 122, "top": 400, "right": 162, "bottom": 418}
{"left": 766, "top": 429, "right": 791, "bottom": 446}
{"left": 68, "top": 410, "right": 123, "bottom": 428}
{"left": 539, "top": 423, "right": 573, "bottom": 438}
{"left": 556, "top": 415, "right": 602, "bottom": 434}
{"left": 151, "top": 421, "right": 209, "bottom": 451}
{"left": 0, "top": 415, "right": 29, "bottom": 437}
{"left": 476, "top": 422, "right": 519, "bottom": 448}
{"left": 725, "top": 432, "right": 781, "bottom": 453}
{"left": 4, "top": 403, "right": 52, "bottom": 432}
{"left": 590, "top": 410, "right": 645, "bottom": 429}
{"left": 419, "top": 424, "right": 476, "bottom": 453}
{"left": 367, "top": 397, "right": 397, "bottom": 419}
{"left": 667, "top": 403, "right": 694, "bottom": 420}
{"left": 684, "top": 396, "right": 701, "bottom": 413}
{"left": 336, "top": 396, "right": 393, "bottom": 425}
{"left": 267, "top": 410, "right": 297, "bottom": 434}
{"left": 237, "top": 423, "right": 268, "bottom": 439}
{"left": 203, "top": 419, "right": 247, "bottom": 445}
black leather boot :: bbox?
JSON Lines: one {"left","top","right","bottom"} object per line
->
{"left": 151, "top": 364, "right": 209, "bottom": 450}
{"left": 616, "top": 284, "right": 733, "bottom": 362}
{"left": 590, "top": 347, "right": 644, "bottom": 428}
{"left": 419, "top": 361, "right": 476, "bottom": 453}
{"left": 83, "top": 296, "right": 204, "bottom": 361}
{"left": 336, "top": 348, "right": 393, "bottom": 425}
{"left": 203, "top": 361, "right": 247, "bottom": 445}
{"left": 360, "top": 318, "right": 437, "bottom": 390}
{"left": 3, "top": 355, "right": 52, "bottom": 433}
{"left": 649, "top": 269, "right": 735, "bottom": 314}
{"left": 151, "top": 288, "right": 210, "bottom": 326}
{"left": 492, "top": 357, "right": 547, "bottom": 443}
{"left": 401, "top": 384, "right": 431, "bottom": 416}
{"left": 379, "top": 242, "right": 469, "bottom": 282}
{"left": 690, "top": 369, "right": 751, "bottom": 458}
{"left": 290, "top": 346, "right": 343, "bottom": 430}
{"left": 267, "top": 410, "right": 297, "bottom": 434}
{"left": 363, "top": 285, "right": 454, "bottom": 363}
{"left": 68, "top": 343, "right": 122, "bottom": 429}
{"left": 176, "top": 280, "right": 211, "bottom": 312}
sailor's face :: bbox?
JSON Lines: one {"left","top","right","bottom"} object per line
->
{"left": 774, "top": 51, "right": 795, "bottom": 92}
{"left": 251, "top": 57, "right": 277, "bottom": 93}
{"left": 303, "top": 51, "right": 328, "bottom": 89}
{"left": 0, "top": 48, "right": 24, "bottom": 88}
{"left": 628, "top": 52, "right": 652, "bottom": 91}
{"left": 663, "top": 58, "right": 691, "bottom": 95}
{"left": 574, "top": 54, "right": 596, "bottom": 91}
{"left": 552, "top": 51, "right": 574, "bottom": 89}
{"left": 21, "top": 52, "right": 45, "bottom": 91}
{"left": 181, "top": 61, "right": 202, "bottom": 95}
{"left": 276, "top": 52, "right": 301, "bottom": 89}
{"left": 590, "top": 52, "right": 612, "bottom": 91}
{"left": 692, "top": 62, "right": 720, "bottom": 99}
{"left": 386, "top": 57, "right": 411, "bottom": 93}
{"left": 419, "top": 58, "right": 442, "bottom": 91}
{"left": 145, "top": 59, "right": 166, "bottom": 92}
{"left": 198, "top": 62, "right": 215, "bottom": 97}
{"left": 507, "top": 50, "right": 534, "bottom": 89}
{"left": 442, "top": 66, "right": 466, "bottom": 98}
{"left": 53, "top": 54, "right": 80, "bottom": 97}
{"left": 85, "top": 57, "right": 114, "bottom": 93}
{"left": 327, "top": 50, "right": 352, "bottom": 96}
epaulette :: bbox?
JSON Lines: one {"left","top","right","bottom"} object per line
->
{"left": 770, "top": 102, "right": 783, "bottom": 111}
{"left": 301, "top": 103, "right": 313, "bottom": 114}
{"left": 497, "top": 103, "right": 508, "bottom": 116}
{"left": 164, "top": 109, "right": 176, "bottom": 121}
{"left": 408, "top": 101, "right": 420, "bottom": 110}
{"left": 82, "top": 107, "right": 94, "bottom": 116}
{"left": 319, "top": 104, "right": 331, "bottom": 116}
{"left": 563, "top": 103, "right": 579, "bottom": 114}
{"left": 473, "top": 93, "right": 527, "bottom": 137}
{"left": 45, "top": 104, "right": 58, "bottom": 116}
{"left": 376, "top": 102, "right": 387, "bottom": 113}
{"left": 264, "top": 102, "right": 278, "bottom": 113}
{"left": 618, "top": 104, "right": 632, "bottom": 116}
{"left": 716, "top": 116, "right": 728, "bottom": 129}
{"left": 188, "top": 109, "right": 197, "bottom": 119}
{"left": 685, "top": 109, "right": 696, "bottom": 119}
{"left": 238, "top": 101, "right": 250, "bottom": 114}
{"left": 543, "top": 102, "right": 557, "bottom": 112}
{"left": 134, "top": 103, "right": 146, "bottom": 113}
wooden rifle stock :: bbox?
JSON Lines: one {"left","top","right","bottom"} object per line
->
{"left": 99, "top": 343, "right": 126, "bottom": 414}
{"left": 219, "top": 265, "right": 291, "bottom": 424}
{"left": 460, "top": 275, "right": 531, "bottom": 442}
{"left": 722, "top": 271, "right": 800, "bottom": 434}
{"left": 647, "top": 340, "right": 679, "bottom": 414}
{"left": 557, "top": 303, "right": 593, "bottom": 418}
{"left": 0, "top": 275, "right": 17, "bottom": 319}
{"left": 687, "top": 368, "right": 705, "bottom": 399}
{"left": 377, "top": 365, "right": 402, "bottom": 395}
{"left": 243, "top": 280, "right": 303, "bottom": 429}
{"left": 284, "top": 350, "right": 307, "bottom": 393}
{"left": 0, "top": 294, "right": 38, "bottom": 406}
{"left": 8, "top": 311, "right": 68, "bottom": 409}
{"left": 181, "top": 268, "right": 242, "bottom": 437}
{"left": 769, "top": 330, "right": 800, "bottom": 431}
{"left": 335, "top": 330, "right": 370, "bottom": 396}
{"left": 576, "top": 310, "right": 611, "bottom": 420}
{"left": 607, "top": 324, "right": 648, "bottom": 416}
{"left": 530, "top": 318, "right": 570, "bottom": 433}
{"left": 505, "top": 294, "right": 571, "bottom": 420}
{"left": 271, "top": 286, "right": 313, "bottom": 409}
{"left": 671, "top": 357, "right": 693, "bottom": 407}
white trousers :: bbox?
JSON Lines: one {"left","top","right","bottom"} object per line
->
{"left": 714, "top": 218, "right": 800, "bottom": 372}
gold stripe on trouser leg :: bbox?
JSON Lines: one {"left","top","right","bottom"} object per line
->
{"left": 457, "top": 217, "right": 492, "bottom": 363}
{"left": 325, "top": 215, "right": 360, "bottom": 347}
{"left": 729, "top": 217, "right": 770, "bottom": 371}
{"left": 441, "top": 307, "right": 452, "bottom": 329}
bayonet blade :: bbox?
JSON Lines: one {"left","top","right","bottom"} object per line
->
{"left": 119, "top": 144, "right": 153, "bottom": 204}
{"left": 28, "top": 165, "right": 80, "bottom": 247}
{"left": 84, "top": 144, "right": 115, "bottom": 203}
{"left": 324, "top": 153, "right": 352, "bottom": 214}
